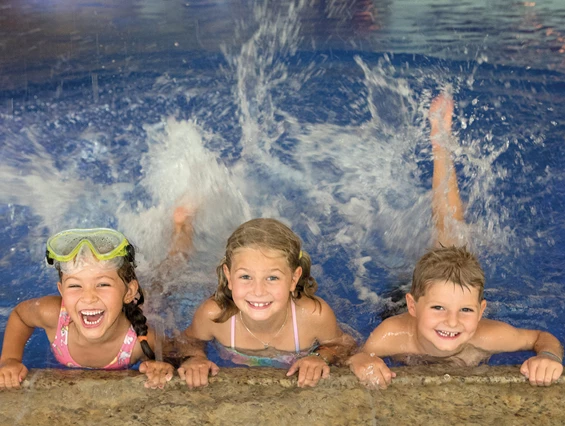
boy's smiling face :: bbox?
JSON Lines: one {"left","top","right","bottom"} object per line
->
{"left": 406, "top": 280, "right": 487, "bottom": 356}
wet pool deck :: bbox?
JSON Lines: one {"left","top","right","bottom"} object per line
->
{"left": 1, "top": 366, "right": 563, "bottom": 425}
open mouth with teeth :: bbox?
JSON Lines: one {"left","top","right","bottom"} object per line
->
{"left": 246, "top": 301, "right": 273, "bottom": 309}
{"left": 435, "top": 330, "right": 460, "bottom": 339}
{"left": 80, "top": 310, "right": 105, "bottom": 327}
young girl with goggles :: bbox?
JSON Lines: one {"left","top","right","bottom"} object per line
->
{"left": 0, "top": 228, "right": 174, "bottom": 389}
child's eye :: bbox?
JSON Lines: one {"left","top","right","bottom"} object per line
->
{"left": 97, "top": 282, "right": 112, "bottom": 287}
{"left": 461, "top": 307, "right": 474, "bottom": 313}
{"left": 431, "top": 305, "right": 444, "bottom": 310}
{"left": 67, "top": 284, "right": 81, "bottom": 289}
{"left": 239, "top": 274, "right": 252, "bottom": 280}
{"left": 266, "top": 276, "right": 279, "bottom": 281}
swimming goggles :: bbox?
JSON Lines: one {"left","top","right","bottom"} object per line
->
{"left": 45, "top": 228, "right": 132, "bottom": 265}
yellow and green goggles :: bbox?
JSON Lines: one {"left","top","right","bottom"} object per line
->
{"left": 46, "top": 228, "right": 131, "bottom": 265}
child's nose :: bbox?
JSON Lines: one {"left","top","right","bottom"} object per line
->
{"left": 252, "top": 281, "right": 267, "bottom": 296}
{"left": 446, "top": 311, "right": 459, "bottom": 327}
{"left": 81, "top": 288, "right": 99, "bottom": 303}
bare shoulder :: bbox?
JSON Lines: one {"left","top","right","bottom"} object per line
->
{"left": 363, "top": 313, "right": 414, "bottom": 353}
{"left": 184, "top": 298, "right": 224, "bottom": 341}
{"left": 375, "top": 313, "right": 413, "bottom": 334}
{"left": 294, "top": 296, "right": 336, "bottom": 324}
{"left": 471, "top": 318, "right": 538, "bottom": 351}
{"left": 15, "top": 295, "right": 62, "bottom": 330}
{"left": 474, "top": 318, "right": 516, "bottom": 336}
{"left": 194, "top": 298, "right": 223, "bottom": 321}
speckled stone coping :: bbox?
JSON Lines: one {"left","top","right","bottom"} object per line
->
{"left": 1, "top": 366, "right": 563, "bottom": 425}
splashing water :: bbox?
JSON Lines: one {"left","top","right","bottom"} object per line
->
{"left": 1, "top": 0, "right": 565, "bottom": 367}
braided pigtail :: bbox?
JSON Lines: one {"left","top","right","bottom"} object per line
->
{"left": 123, "top": 288, "right": 155, "bottom": 360}
{"left": 118, "top": 245, "right": 155, "bottom": 360}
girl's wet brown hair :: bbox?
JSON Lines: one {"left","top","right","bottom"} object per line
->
{"left": 213, "top": 218, "right": 319, "bottom": 323}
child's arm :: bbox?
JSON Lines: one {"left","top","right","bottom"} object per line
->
{"left": 0, "top": 296, "right": 60, "bottom": 389}
{"left": 476, "top": 319, "right": 563, "bottom": 386}
{"left": 346, "top": 316, "right": 410, "bottom": 389}
{"left": 176, "top": 299, "right": 220, "bottom": 389}
{"left": 287, "top": 298, "right": 357, "bottom": 388}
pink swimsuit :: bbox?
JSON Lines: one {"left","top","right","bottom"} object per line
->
{"left": 51, "top": 301, "right": 137, "bottom": 369}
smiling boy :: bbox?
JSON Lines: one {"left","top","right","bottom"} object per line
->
{"left": 348, "top": 246, "right": 564, "bottom": 389}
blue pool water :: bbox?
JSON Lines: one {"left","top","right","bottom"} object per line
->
{"left": 1, "top": 0, "right": 564, "bottom": 369}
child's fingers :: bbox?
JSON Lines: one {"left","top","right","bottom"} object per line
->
{"left": 543, "top": 368, "right": 555, "bottom": 386}
{"left": 177, "top": 367, "right": 186, "bottom": 380}
{"left": 321, "top": 364, "right": 330, "bottom": 379}
{"left": 166, "top": 369, "right": 174, "bottom": 381}
{"left": 286, "top": 362, "right": 299, "bottom": 377}
{"left": 183, "top": 368, "right": 196, "bottom": 389}
{"left": 296, "top": 365, "right": 308, "bottom": 387}
{"left": 373, "top": 370, "right": 390, "bottom": 390}
{"left": 195, "top": 366, "right": 210, "bottom": 388}
{"left": 299, "top": 365, "right": 325, "bottom": 388}
{"left": 520, "top": 361, "right": 530, "bottom": 378}
{"left": 0, "top": 370, "right": 20, "bottom": 389}
{"left": 210, "top": 363, "right": 220, "bottom": 376}
{"left": 551, "top": 365, "right": 563, "bottom": 384}
{"left": 527, "top": 362, "right": 540, "bottom": 386}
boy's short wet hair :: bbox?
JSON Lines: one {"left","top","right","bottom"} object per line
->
{"left": 410, "top": 246, "right": 485, "bottom": 301}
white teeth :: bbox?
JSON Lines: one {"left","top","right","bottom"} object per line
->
{"left": 249, "top": 302, "right": 271, "bottom": 307}
{"left": 81, "top": 310, "right": 104, "bottom": 325}
{"left": 437, "top": 330, "right": 459, "bottom": 338}
{"left": 83, "top": 316, "right": 103, "bottom": 325}
{"left": 81, "top": 310, "right": 104, "bottom": 316}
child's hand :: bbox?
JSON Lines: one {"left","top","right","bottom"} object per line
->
{"left": 286, "top": 355, "right": 330, "bottom": 388}
{"left": 0, "top": 359, "right": 28, "bottom": 390}
{"left": 520, "top": 355, "right": 563, "bottom": 386}
{"left": 139, "top": 360, "right": 174, "bottom": 390}
{"left": 177, "top": 356, "right": 219, "bottom": 389}
{"left": 346, "top": 352, "right": 396, "bottom": 390}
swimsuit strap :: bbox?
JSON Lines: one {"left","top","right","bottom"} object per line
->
{"left": 231, "top": 314, "right": 236, "bottom": 349}
{"left": 51, "top": 300, "right": 81, "bottom": 368}
{"left": 231, "top": 300, "right": 299, "bottom": 352}
{"left": 291, "top": 299, "right": 300, "bottom": 353}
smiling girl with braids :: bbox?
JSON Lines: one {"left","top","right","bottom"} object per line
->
{"left": 0, "top": 227, "right": 174, "bottom": 389}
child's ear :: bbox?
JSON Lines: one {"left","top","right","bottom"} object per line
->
{"left": 479, "top": 299, "right": 487, "bottom": 319}
{"left": 406, "top": 293, "right": 417, "bottom": 317}
{"left": 290, "top": 266, "right": 302, "bottom": 292}
{"left": 123, "top": 280, "right": 140, "bottom": 304}
{"left": 223, "top": 264, "right": 233, "bottom": 290}
{"left": 57, "top": 282, "right": 63, "bottom": 296}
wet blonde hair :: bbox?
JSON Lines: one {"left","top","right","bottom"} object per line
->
{"left": 213, "top": 218, "right": 319, "bottom": 323}
{"left": 410, "top": 246, "right": 485, "bottom": 301}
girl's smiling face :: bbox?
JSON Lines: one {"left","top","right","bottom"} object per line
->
{"left": 57, "top": 266, "right": 138, "bottom": 342}
{"left": 224, "top": 247, "right": 301, "bottom": 324}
